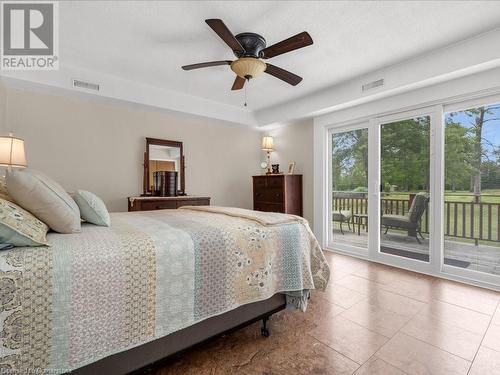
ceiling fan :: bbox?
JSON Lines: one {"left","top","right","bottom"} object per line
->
{"left": 181, "top": 19, "right": 313, "bottom": 91}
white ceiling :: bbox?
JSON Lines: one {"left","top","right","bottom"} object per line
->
{"left": 59, "top": 1, "right": 500, "bottom": 113}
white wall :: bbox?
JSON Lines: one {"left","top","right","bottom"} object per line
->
{"left": 264, "top": 119, "right": 314, "bottom": 226}
{"left": 3, "top": 85, "right": 261, "bottom": 212}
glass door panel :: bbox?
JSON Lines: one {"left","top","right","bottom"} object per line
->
{"left": 330, "top": 127, "right": 369, "bottom": 251}
{"left": 444, "top": 103, "right": 500, "bottom": 276}
{"left": 379, "top": 116, "right": 431, "bottom": 262}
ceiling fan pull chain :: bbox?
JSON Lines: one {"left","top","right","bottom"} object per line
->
{"left": 244, "top": 80, "right": 248, "bottom": 107}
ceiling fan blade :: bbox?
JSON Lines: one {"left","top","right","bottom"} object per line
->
{"left": 182, "top": 60, "right": 232, "bottom": 70}
{"left": 261, "top": 32, "right": 313, "bottom": 59}
{"left": 231, "top": 76, "right": 246, "bottom": 90}
{"left": 264, "top": 64, "right": 302, "bottom": 86}
{"left": 205, "top": 19, "right": 245, "bottom": 54}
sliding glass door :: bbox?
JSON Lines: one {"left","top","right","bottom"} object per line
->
{"left": 379, "top": 115, "right": 431, "bottom": 263}
{"left": 327, "top": 98, "right": 500, "bottom": 287}
{"left": 328, "top": 125, "right": 369, "bottom": 255}
{"left": 443, "top": 99, "right": 500, "bottom": 282}
{"left": 327, "top": 108, "right": 439, "bottom": 274}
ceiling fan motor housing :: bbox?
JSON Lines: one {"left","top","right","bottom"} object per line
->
{"left": 230, "top": 33, "right": 267, "bottom": 79}
{"left": 234, "top": 32, "right": 267, "bottom": 58}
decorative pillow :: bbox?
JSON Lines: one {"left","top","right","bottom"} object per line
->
{"left": 6, "top": 169, "right": 81, "bottom": 234}
{"left": 73, "top": 190, "right": 110, "bottom": 227}
{"left": 0, "top": 177, "right": 11, "bottom": 201}
{"left": 0, "top": 197, "right": 49, "bottom": 246}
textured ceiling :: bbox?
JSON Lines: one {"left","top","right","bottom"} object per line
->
{"left": 60, "top": 1, "right": 500, "bottom": 111}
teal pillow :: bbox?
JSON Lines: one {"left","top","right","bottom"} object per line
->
{"left": 73, "top": 190, "right": 110, "bottom": 227}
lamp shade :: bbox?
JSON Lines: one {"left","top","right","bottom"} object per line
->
{"left": 261, "top": 136, "right": 274, "bottom": 151}
{"left": 0, "top": 135, "right": 27, "bottom": 168}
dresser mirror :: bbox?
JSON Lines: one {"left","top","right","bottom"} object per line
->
{"left": 143, "top": 138, "right": 185, "bottom": 195}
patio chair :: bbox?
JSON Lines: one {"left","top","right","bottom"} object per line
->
{"left": 332, "top": 210, "right": 351, "bottom": 235}
{"left": 381, "top": 193, "right": 429, "bottom": 243}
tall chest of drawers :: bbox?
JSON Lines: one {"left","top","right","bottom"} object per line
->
{"left": 252, "top": 175, "right": 303, "bottom": 217}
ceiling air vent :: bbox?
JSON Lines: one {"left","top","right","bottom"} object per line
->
{"left": 362, "top": 79, "right": 384, "bottom": 92}
{"left": 72, "top": 79, "right": 99, "bottom": 91}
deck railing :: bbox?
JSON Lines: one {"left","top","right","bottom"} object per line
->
{"left": 332, "top": 192, "right": 500, "bottom": 244}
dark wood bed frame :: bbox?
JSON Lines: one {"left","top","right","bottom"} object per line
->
{"left": 71, "top": 294, "right": 286, "bottom": 374}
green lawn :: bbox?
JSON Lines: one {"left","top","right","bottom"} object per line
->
{"left": 383, "top": 189, "right": 500, "bottom": 203}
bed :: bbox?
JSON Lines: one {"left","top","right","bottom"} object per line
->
{"left": 0, "top": 206, "right": 330, "bottom": 374}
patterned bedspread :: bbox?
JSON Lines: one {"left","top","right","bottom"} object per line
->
{"left": 0, "top": 207, "right": 330, "bottom": 374}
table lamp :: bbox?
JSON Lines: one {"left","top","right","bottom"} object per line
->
{"left": 0, "top": 133, "right": 27, "bottom": 172}
{"left": 261, "top": 136, "right": 274, "bottom": 175}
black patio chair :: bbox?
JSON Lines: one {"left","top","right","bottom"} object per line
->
{"left": 381, "top": 192, "right": 429, "bottom": 243}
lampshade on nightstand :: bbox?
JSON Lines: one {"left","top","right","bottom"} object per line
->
{"left": 261, "top": 136, "right": 274, "bottom": 151}
{"left": 0, "top": 134, "right": 27, "bottom": 169}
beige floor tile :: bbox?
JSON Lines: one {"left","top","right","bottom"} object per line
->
{"left": 340, "top": 300, "right": 411, "bottom": 337}
{"left": 364, "top": 288, "right": 425, "bottom": 317}
{"left": 297, "top": 296, "right": 346, "bottom": 331}
{"left": 469, "top": 346, "right": 500, "bottom": 375}
{"left": 354, "top": 357, "right": 406, "bottom": 375}
{"left": 490, "top": 305, "right": 500, "bottom": 326}
{"left": 483, "top": 323, "right": 500, "bottom": 353}
{"left": 330, "top": 268, "right": 353, "bottom": 282}
{"left": 309, "top": 314, "right": 388, "bottom": 364}
{"left": 432, "top": 279, "right": 499, "bottom": 315}
{"left": 377, "top": 333, "right": 471, "bottom": 375}
{"left": 353, "top": 262, "right": 433, "bottom": 286}
{"left": 350, "top": 262, "right": 403, "bottom": 285}
{"left": 322, "top": 283, "right": 367, "bottom": 309}
{"left": 381, "top": 277, "right": 435, "bottom": 302}
{"left": 255, "top": 334, "right": 360, "bottom": 375}
{"left": 401, "top": 314, "right": 483, "bottom": 361}
{"left": 335, "top": 274, "right": 386, "bottom": 295}
{"left": 420, "top": 299, "right": 491, "bottom": 335}
{"left": 328, "top": 253, "right": 371, "bottom": 273}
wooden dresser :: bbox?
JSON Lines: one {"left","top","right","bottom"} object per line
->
{"left": 252, "top": 175, "right": 303, "bottom": 216}
{"left": 128, "top": 196, "right": 210, "bottom": 212}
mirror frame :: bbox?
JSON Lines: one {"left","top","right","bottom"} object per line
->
{"left": 143, "top": 137, "right": 185, "bottom": 195}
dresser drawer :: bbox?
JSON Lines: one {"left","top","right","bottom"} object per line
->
{"left": 254, "top": 202, "right": 284, "bottom": 213}
{"left": 176, "top": 199, "right": 210, "bottom": 208}
{"left": 140, "top": 200, "right": 177, "bottom": 211}
{"left": 128, "top": 197, "right": 211, "bottom": 212}
{"left": 267, "top": 176, "right": 284, "bottom": 188}
{"left": 254, "top": 177, "right": 267, "bottom": 189}
{"left": 254, "top": 189, "right": 283, "bottom": 203}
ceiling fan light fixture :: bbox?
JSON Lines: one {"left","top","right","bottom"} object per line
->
{"left": 230, "top": 57, "right": 266, "bottom": 79}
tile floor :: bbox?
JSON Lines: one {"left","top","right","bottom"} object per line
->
{"left": 152, "top": 251, "right": 500, "bottom": 375}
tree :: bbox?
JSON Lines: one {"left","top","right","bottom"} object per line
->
{"left": 444, "top": 122, "right": 473, "bottom": 191}
{"left": 380, "top": 117, "right": 430, "bottom": 191}
{"left": 332, "top": 129, "right": 368, "bottom": 191}
{"left": 447, "top": 105, "right": 500, "bottom": 198}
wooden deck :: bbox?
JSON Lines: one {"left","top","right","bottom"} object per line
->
{"left": 331, "top": 223, "right": 500, "bottom": 276}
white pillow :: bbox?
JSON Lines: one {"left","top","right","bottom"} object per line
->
{"left": 6, "top": 169, "right": 81, "bottom": 234}
{"left": 73, "top": 190, "right": 110, "bottom": 227}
